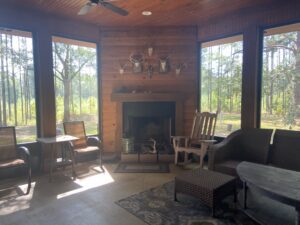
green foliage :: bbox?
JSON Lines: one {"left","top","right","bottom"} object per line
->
{"left": 201, "top": 40, "right": 243, "bottom": 136}
{"left": 53, "top": 40, "right": 98, "bottom": 134}
{"left": 0, "top": 33, "right": 37, "bottom": 142}
{"left": 261, "top": 31, "right": 300, "bottom": 129}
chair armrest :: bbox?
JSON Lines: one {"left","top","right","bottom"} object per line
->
{"left": 171, "top": 136, "right": 189, "bottom": 147}
{"left": 87, "top": 136, "right": 101, "bottom": 147}
{"left": 17, "top": 146, "right": 31, "bottom": 165}
{"left": 197, "top": 140, "right": 217, "bottom": 144}
{"left": 207, "top": 130, "right": 241, "bottom": 170}
{"left": 171, "top": 135, "right": 189, "bottom": 139}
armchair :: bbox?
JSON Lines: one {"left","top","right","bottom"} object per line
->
{"left": 208, "top": 128, "right": 273, "bottom": 176}
{"left": 0, "top": 127, "right": 31, "bottom": 194}
{"left": 63, "top": 121, "right": 103, "bottom": 177}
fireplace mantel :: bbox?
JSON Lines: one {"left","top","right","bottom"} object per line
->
{"left": 111, "top": 92, "right": 185, "bottom": 102}
{"left": 111, "top": 92, "right": 185, "bottom": 153}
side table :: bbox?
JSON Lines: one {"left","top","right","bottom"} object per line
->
{"left": 37, "top": 135, "right": 79, "bottom": 182}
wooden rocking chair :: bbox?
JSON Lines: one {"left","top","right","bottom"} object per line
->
{"left": 172, "top": 111, "right": 217, "bottom": 167}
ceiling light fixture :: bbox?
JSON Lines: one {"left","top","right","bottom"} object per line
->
{"left": 142, "top": 11, "right": 152, "bottom": 16}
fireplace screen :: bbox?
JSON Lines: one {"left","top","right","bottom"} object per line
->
{"left": 123, "top": 102, "right": 175, "bottom": 154}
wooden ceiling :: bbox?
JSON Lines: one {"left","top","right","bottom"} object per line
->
{"left": 4, "top": 0, "right": 283, "bottom": 26}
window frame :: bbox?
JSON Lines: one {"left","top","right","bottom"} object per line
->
{"left": 258, "top": 19, "right": 300, "bottom": 129}
{"left": 51, "top": 34, "right": 100, "bottom": 136}
{"left": 0, "top": 26, "right": 39, "bottom": 143}
{"left": 198, "top": 32, "right": 244, "bottom": 137}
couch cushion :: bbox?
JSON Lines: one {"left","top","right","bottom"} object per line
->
{"left": 271, "top": 129, "right": 300, "bottom": 172}
{"left": 74, "top": 146, "right": 99, "bottom": 154}
{"left": 214, "top": 160, "right": 242, "bottom": 176}
{"left": 236, "top": 129, "right": 273, "bottom": 164}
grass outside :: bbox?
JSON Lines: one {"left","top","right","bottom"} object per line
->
{"left": 215, "top": 113, "right": 300, "bottom": 137}
{"left": 14, "top": 113, "right": 300, "bottom": 143}
{"left": 215, "top": 113, "right": 241, "bottom": 137}
{"left": 16, "top": 120, "right": 98, "bottom": 143}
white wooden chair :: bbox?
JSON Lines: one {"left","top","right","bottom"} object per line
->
{"left": 172, "top": 111, "right": 217, "bottom": 167}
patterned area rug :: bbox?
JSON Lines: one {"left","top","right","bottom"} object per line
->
{"left": 114, "top": 163, "right": 169, "bottom": 173}
{"left": 116, "top": 182, "right": 256, "bottom": 225}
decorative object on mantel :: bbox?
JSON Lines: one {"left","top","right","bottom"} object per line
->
{"left": 175, "top": 63, "right": 187, "bottom": 76}
{"left": 146, "top": 64, "right": 154, "bottom": 79}
{"left": 159, "top": 56, "right": 170, "bottom": 73}
{"left": 118, "top": 60, "right": 127, "bottom": 75}
{"left": 147, "top": 45, "right": 154, "bottom": 57}
{"left": 130, "top": 53, "right": 144, "bottom": 73}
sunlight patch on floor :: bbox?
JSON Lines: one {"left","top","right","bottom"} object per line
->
{"left": 56, "top": 166, "right": 114, "bottom": 199}
{"left": 0, "top": 182, "right": 36, "bottom": 216}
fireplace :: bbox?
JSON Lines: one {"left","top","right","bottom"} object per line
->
{"left": 111, "top": 92, "right": 185, "bottom": 158}
{"left": 123, "top": 102, "right": 175, "bottom": 154}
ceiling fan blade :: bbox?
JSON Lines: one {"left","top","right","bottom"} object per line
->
{"left": 78, "top": 2, "right": 94, "bottom": 15}
{"left": 100, "top": 1, "right": 129, "bottom": 16}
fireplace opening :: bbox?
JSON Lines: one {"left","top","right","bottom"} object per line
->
{"left": 123, "top": 102, "right": 175, "bottom": 154}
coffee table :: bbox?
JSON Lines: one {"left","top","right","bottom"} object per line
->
{"left": 174, "top": 168, "right": 237, "bottom": 216}
{"left": 237, "top": 161, "right": 300, "bottom": 225}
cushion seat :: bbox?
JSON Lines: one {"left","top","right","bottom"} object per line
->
{"left": 214, "top": 160, "right": 242, "bottom": 177}
{"left": 0, "top": 158, "right": 25, "bottom": 169}
{"left": 74, "top": 146, "right": 99, "bottom": 154}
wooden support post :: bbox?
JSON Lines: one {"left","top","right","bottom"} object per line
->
{"left": 241, "top": 25, "right": 261, "bottom": 129}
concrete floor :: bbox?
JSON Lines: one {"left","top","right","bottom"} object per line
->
{"left": 0, "top": 162, "right": 187, "bottom": 225}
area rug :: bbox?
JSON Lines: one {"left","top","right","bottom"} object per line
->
{"left": 116, "top": 181, "right": 256, "bottom": 225}
{"left": 114, "top": 162, "right": 169, "bottom": 173}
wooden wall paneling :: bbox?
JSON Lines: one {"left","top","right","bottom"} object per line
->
{"left": 101, "top": 27, "right": 197, "bottom": 153}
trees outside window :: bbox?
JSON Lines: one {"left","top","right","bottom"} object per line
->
{"left": 261, "top": 23, "right": 300, "bottom": 130}
{"left": 52, "top": 37, "right": 98, "bottom": 135}
{"left": 201, "top": 36, "right": 243, "bottom": 137}
{"left": 0, "top": 28, "right": 36, "bottom": 143}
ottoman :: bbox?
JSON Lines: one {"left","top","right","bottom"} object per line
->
{"left": 174, "top": 168, "right": 237, "bottom": 216}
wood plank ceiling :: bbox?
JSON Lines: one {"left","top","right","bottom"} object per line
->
{"left": 3, "top": 0, "right": 282, "bottom": 26}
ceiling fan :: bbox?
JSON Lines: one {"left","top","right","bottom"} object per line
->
{"left": 78, "top": 0, "right": 129, "bottom": 16}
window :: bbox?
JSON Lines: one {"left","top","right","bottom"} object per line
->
{"left": 261, "top": 23, "right": 300, "bottom": 130}
{"left": 52, "top": 37, "right": 98, "bottom": 135}
{"left": 200, "top": 35, "right": 243, "bottom": 137}
{"left": 0, "top": 28, "right": 36, "bottom": 142}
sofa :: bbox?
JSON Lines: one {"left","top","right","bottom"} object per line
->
{"left": 207, "top": 128, "right": 300, "bottom": 225}
{"left": 208, "top": 128, "right": 300, "bottom": 176}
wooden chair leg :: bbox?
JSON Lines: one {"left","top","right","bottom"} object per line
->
{"left": 184, "top": 152, "right": 189, "bottom": 164}
{"left": 71, "top": 151, "right": 77, "bottom": 179}
{"left": 199, "top": 144, "right": 209, "bottom": 168}
{"left": 174, "top": 150, "right": 178, "bottom": 165}
{"left": 199, "top": 154, "right": 204, "bottom": 168}
{"left": 99, "top": 151, "right": 104, "bottom": 172}
{"left": 26, "top": 165, "right": 32, "bottom": 195}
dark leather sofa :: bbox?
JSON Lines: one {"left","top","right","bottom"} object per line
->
{"left": 208, "top": 128, "right": 300, "bottom": 176}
